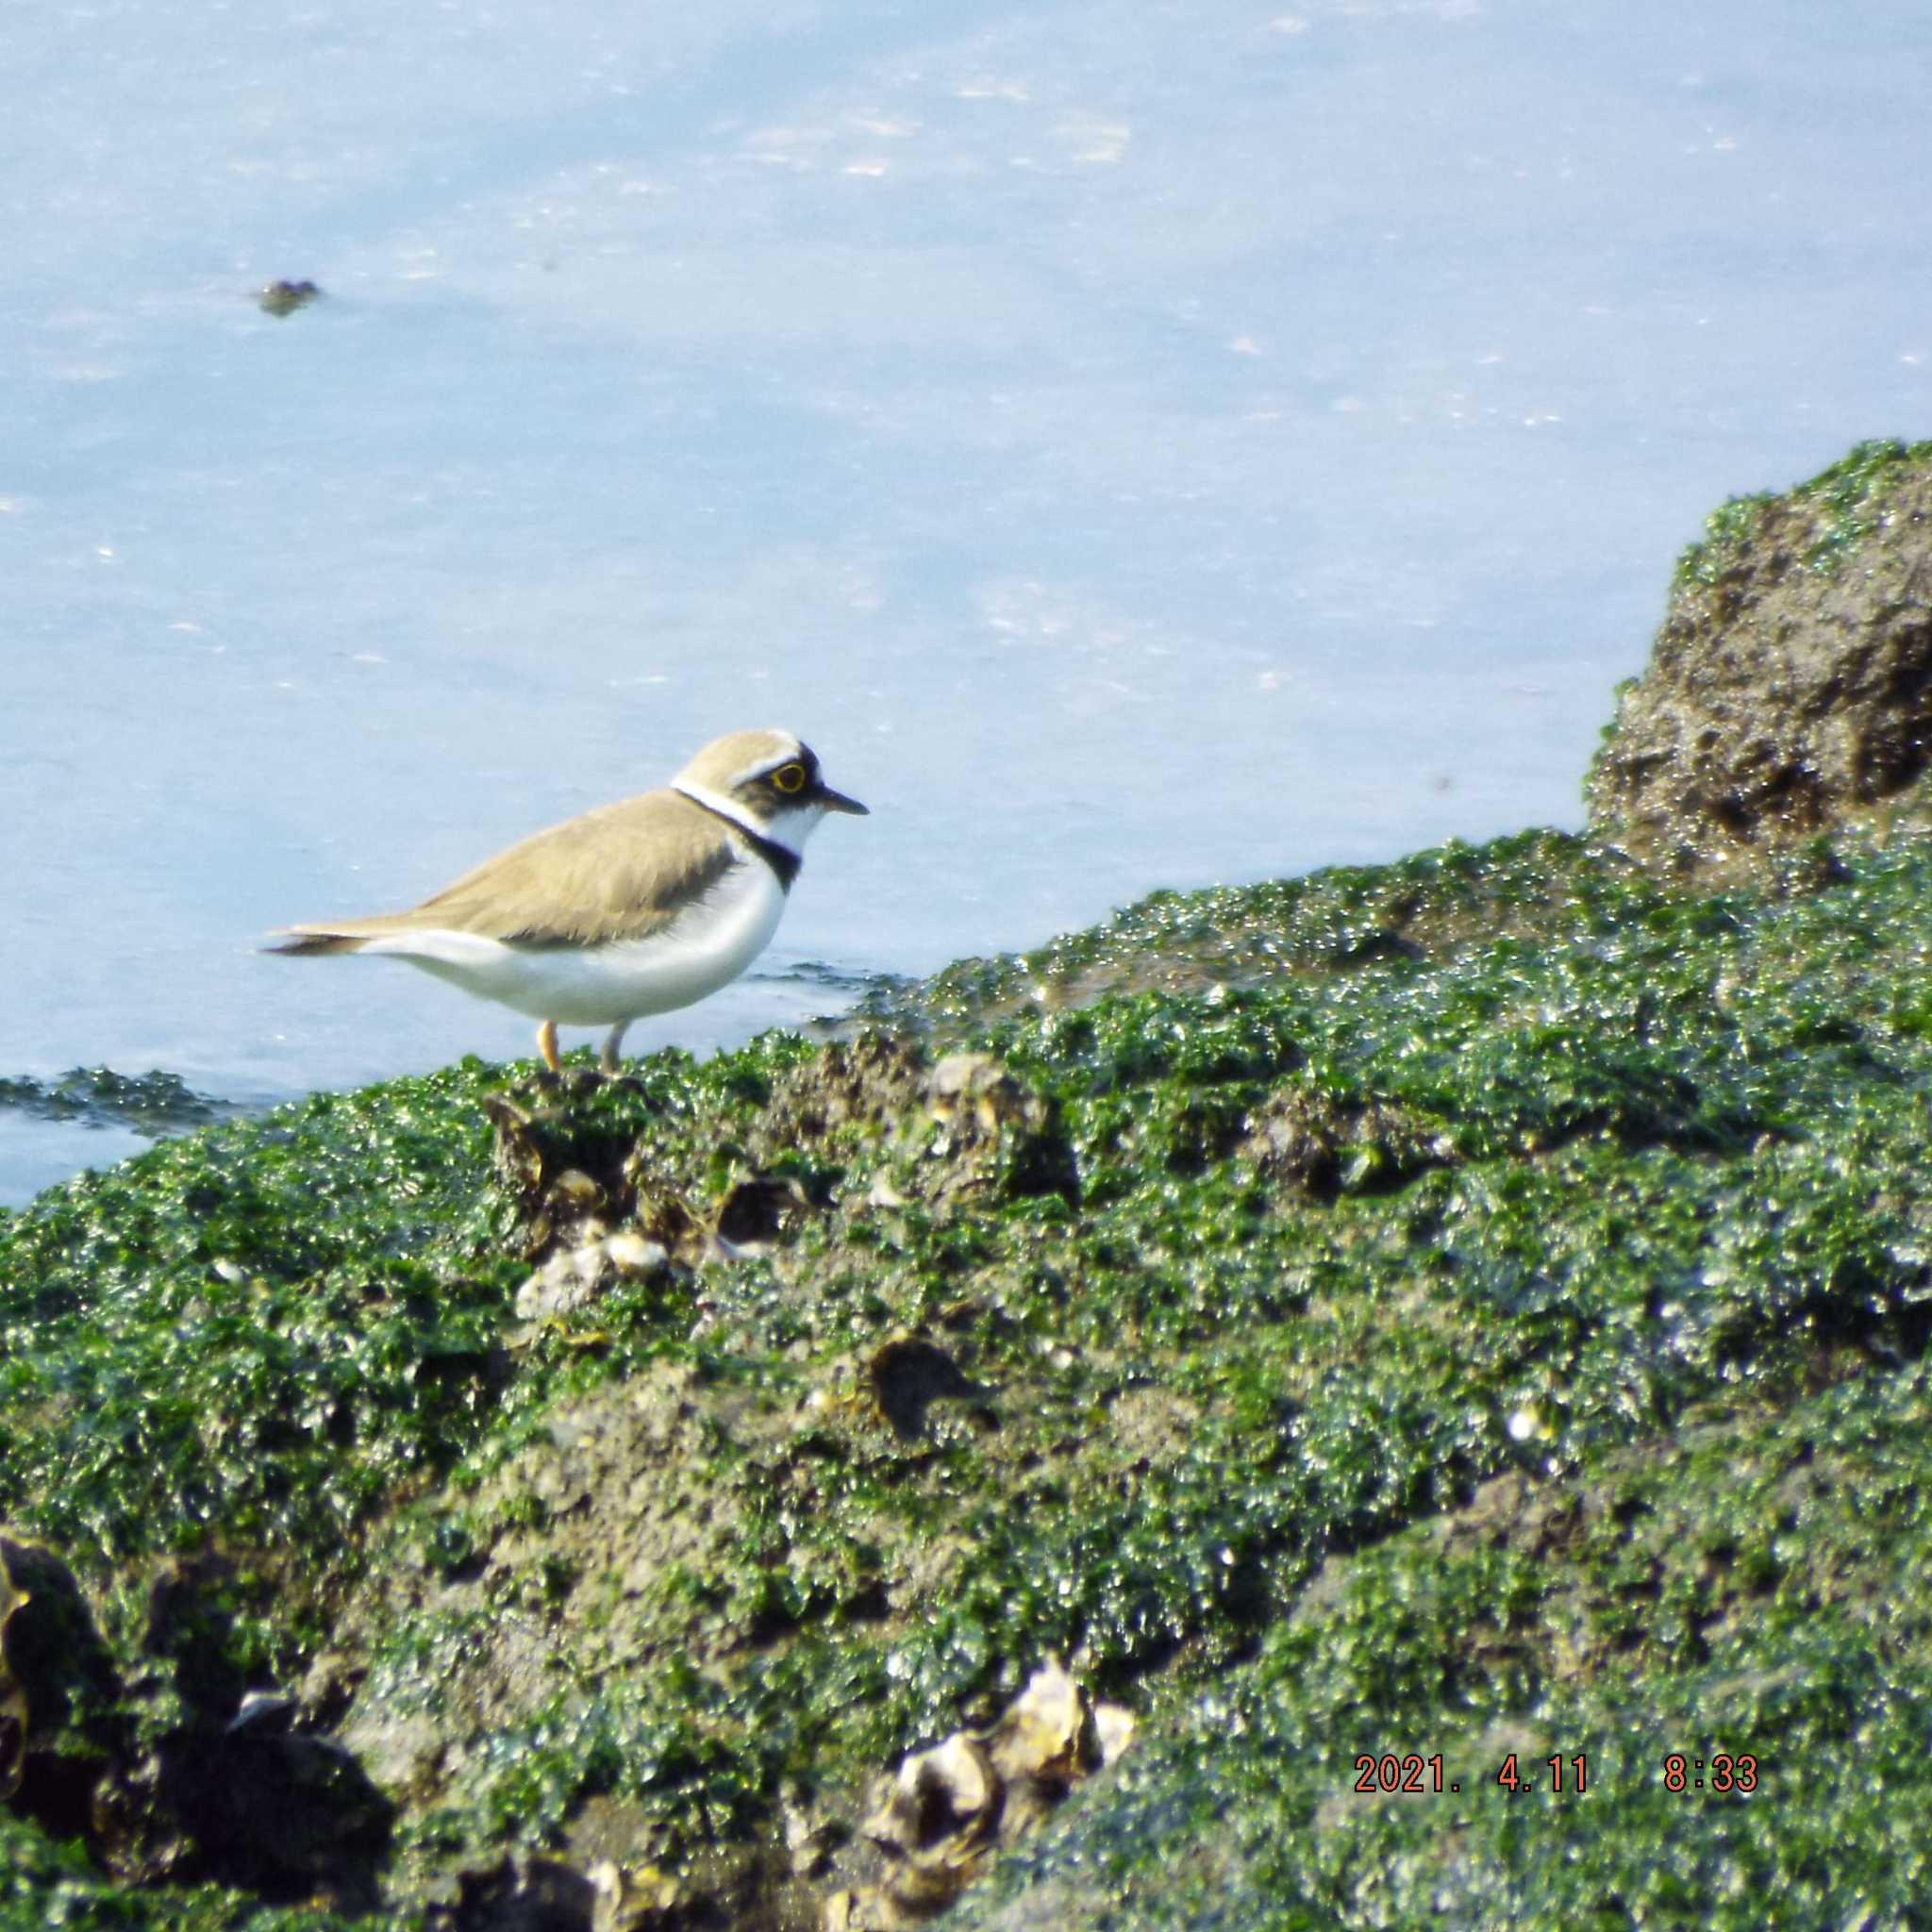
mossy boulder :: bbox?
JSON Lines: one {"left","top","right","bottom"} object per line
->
{"left": 1589, "top": 438, "right": 1932, "bottom": 880}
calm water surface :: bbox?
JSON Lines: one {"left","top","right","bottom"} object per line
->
{"left": 4, "top": 0, "right": 1928, "bottom": 1202}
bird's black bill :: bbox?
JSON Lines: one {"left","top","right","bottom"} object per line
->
{"left": 818, "top": 784, "right": 870, "bottom": 815}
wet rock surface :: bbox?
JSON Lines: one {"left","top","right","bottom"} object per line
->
{"left": 0, "top": 1539, "right": 391, "bottom": 1908}
{"left": 1589, "top": 438, "right": 1932, "bottom": 881}
{"left": 1239, "top": 1085, "right": 1453, "bottom": 1199}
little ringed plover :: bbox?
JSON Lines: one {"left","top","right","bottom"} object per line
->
{"left": 269, "top": 728, "right": 867, "bottom": 1074}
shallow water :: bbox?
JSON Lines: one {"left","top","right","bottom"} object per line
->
{"left": 4, "top": 0, "right": 1927, "bottom": 1204}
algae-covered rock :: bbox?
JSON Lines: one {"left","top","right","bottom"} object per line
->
{"left": 0, "top": 1068, "right": 232, "bottom": 1135}
{"left": 1590, "top": 438, "right": 1932, "bottom": 880}
{"left": 0, "top": 1537, "right": 391, "bottom": 1911}
{"left": 1239, "top": 1082, "right": 1452, "bottom": 1198}
{"left": 0, "top": 1534, "right": 119, "bottom": 1810}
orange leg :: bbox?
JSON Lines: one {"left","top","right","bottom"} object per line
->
{"left": 536, "top": 1019, "right": 560, "bottom": 1073}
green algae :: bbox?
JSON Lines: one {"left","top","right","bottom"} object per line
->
{"left": 948, "top": 1365, "right": 1932, "bottom": 1929}
{"left": 1675, "top": 436, "right": 1932, "bottom": 587}
{"left": 4, "top": 826, "right": 1932, "bottom": 1923}
{"left": 0, "top": 1066, "right": 527, "bottom": 1584}
{"left": 361, "top": 830, "right": 1932, "bottom": 1909}
{"left": 862, "top": 828, "right": 1648, "bottom": 1035}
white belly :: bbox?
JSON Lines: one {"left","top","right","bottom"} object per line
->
{"left": 357, "top": 858, "right": 788, "bottom": 1025}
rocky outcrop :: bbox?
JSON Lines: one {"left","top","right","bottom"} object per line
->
{"left": 1588, "top": 439, "right": 1932, "bottom": 881}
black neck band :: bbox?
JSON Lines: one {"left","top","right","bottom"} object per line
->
{"left": 681, "top": 791, "right": 801, "bottom": 890}
{"left": 743, "top": 828, "right": 801, "bottom": 891}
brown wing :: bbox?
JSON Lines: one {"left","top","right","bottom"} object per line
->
{"left": 270, "top": 788, "right": 740, "bottom": 950}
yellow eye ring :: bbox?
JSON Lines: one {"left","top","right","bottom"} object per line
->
{"left": 772, "top": 762, "right": 808, "bottom": 794}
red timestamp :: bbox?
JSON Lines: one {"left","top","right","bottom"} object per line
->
{"left": 1354, "top": 1753, "right": 1453, "bottom": 1793}
{"left": 1496, "top": 1752, "right": 1587, "bottom": 1794}
{"left": 1663, "top": 1752, "right": 1757, "bottom": 1793}
{"left": 1351, "top": 1753, "right": 1589, "bottom": 1795}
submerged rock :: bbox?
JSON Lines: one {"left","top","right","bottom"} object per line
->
{"left": 0, "top": 1067, "right": 233, "bottom": 1136}
{"left": 257, "top": 277, "right": 323, "bottom": 316}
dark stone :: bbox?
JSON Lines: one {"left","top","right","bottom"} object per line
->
{"left": 258, "top": 279, "right": 323, "bottom": 317}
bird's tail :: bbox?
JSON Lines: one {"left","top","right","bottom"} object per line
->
{"left": 263, "top": 928, "right": 375, "bottom": 957}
